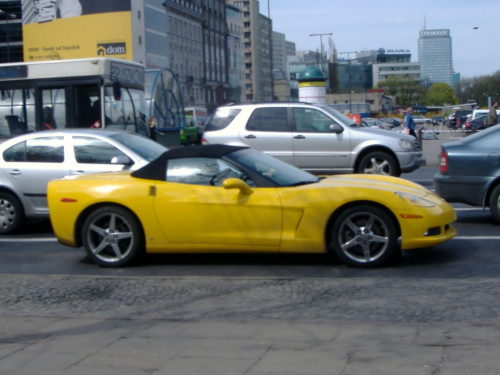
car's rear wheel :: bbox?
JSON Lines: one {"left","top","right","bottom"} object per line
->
{"left": 82, "top": 206, "right": 144, "bottom": 267}
{"left": 330, "top": 205, "right": 398, "bottom": 268}
{"left": 0, "top": 192, "right": 23, "bottom": 234}
{"left": 489, "top": 185, "right": 500, "bottom": 223}
{"left": 358, "top": 151, "right": 399, "bottom": 176}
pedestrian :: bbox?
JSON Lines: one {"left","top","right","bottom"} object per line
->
{"left": 486, "top": 100, "right": 498, "bottom": 126}
{"left": 404, "top": 107, "right": 417, "bottom": 138}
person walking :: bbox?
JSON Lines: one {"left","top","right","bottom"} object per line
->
{"left": 486, "top": 100, "right": 498, "bottom": 127}
{"left": 404, "top": 107, "right": 417, "bottom": 138}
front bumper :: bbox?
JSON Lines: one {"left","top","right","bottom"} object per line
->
{"left": 399, "top": 152, "right": 426, "bottom": 173}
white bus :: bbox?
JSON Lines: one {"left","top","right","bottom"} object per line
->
{"left": 0, "top": 58, "right": 149, "bottom": 139}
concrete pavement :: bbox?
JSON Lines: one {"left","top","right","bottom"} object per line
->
{"left": 2, "top": 272, "right": 500, "bottom": 374}
{"left": 419, "top": 128, "right": 464, "bottom": 166}
{"left": 2, "top": 316, "right": 500, "bottom": 374}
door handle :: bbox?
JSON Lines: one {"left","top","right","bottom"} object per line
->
{"left": 9, "top": 170, "right": 21, "bottom": 176}
{"left": 244, "top": 134, "right": 257, "bottom": 139}
{"left": 294, "top": 135, "right": 306, "bottom": 139}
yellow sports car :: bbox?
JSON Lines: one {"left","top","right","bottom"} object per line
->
{"left": 47, "top": 145, "right": 457, "bottom": 268}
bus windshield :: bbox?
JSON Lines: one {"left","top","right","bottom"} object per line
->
{"left": 103, "top": 87, "right": 147, "bottom": 136}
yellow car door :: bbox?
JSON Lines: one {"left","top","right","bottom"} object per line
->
{"left": 153, "top": 181, "right": 282, "bottom": 251}
{"left": 148, "top": 155, "right": 283, "bottom": 251}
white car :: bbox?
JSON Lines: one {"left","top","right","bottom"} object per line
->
{"left": 0, "top": 129, "right": 168, "bottom": 234}
{"left": 412, "top": 115, "right": 432, "bottom": 125}
{"left": 470, "top": 109, "right": 500, "bottom": 121}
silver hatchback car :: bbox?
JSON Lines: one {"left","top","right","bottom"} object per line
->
{"left": 0, "top": 129, "right": 168, "bottom": 234}
{"left": 202, "top": 102, "right": 425, "bottom": 176}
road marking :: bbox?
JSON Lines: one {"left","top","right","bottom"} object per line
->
{"left": 0, "top": 238, "right": 58, "bottom": 242}
{"left": 454, "top": 236, "right": 500, "bottom": 240}
{"left": 454, "top": 207, "right": 488, "bottom": 211}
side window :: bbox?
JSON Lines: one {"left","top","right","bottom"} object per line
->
{"left": 204, "top": 108, "right": 241, "bottom": 131}
{"left": 3, "top": 141, "right": 27, "bottom": 162}
{"left": 166, "top": 157, "right": 255, "bottom": 187}
{"left": 6, "top": 136, "right": 65, "bottom": 163}
{"left": 293, "top": 108, "right": 335, "bottom": 133}
{"left": 246, "top": 107, "right": 288, "bottom": 132}
{"left": 26, "top": 137, "right": 64, "bottom": 162}
{"left": 73, "top": 136, "right": 129, "bottom": 164}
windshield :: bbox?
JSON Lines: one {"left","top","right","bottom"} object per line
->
{"left": 227, "top": 148, "right": 319, "bottom": 187}
{"left": 320, "top": 105, "right": 358, "bottom": 127}
{"left": 110, "top": 133, "right": 168, "bottom": 162}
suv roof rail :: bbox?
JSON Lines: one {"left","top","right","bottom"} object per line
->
{"left": 223, "top": 101, "right": 314, "bottom": 107}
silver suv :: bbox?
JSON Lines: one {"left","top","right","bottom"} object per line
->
{"left": 202, "top": 102, "right": 425, "bottom": 176}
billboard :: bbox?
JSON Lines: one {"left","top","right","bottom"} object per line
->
{"left": 22, "top": 0, "right": 133, "bottom": 61}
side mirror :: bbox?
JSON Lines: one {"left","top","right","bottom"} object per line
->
{"left": 222, "top": 178, "right": 254, "bottom": 195}
{"left": 111, "top": 155, "right": 133, "bottom": 165}
{"left": 330, "top": 123, "right": 344, "bottom": 134}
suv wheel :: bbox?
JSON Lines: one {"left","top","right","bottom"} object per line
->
{"left": 358, "top": 151, "right": 399, "bottom": 177}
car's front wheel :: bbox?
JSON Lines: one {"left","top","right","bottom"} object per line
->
{"left": 330, "top": 205, "right": 399, "bottom": 268}
{"left": 82, "top": 206, "right": 144, "bottom": 267}
{"left": 0, "top": 192, "right": 24, "bottom": 234}
{"left": 358, "top": 151, "right": 399, "bottom": 176}
{"left": 489, "top": 185, "right": 500, "bottom": 223}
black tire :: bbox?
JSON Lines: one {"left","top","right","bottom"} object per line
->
{"left": 489, "top": 185, "right": 500, "bottom": 224}
{"left": 0, "top": 192, "right": 24, "bottom": 234}
{"left": 82, "top": 206, "right": 144, "bottom": 267}
{"left": 330, "top": 205, "right": 398, "bottom": 268}
{"left": 358, "top": 151, "right": 399, "bottom": 177}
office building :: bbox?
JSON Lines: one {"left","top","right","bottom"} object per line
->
{"left": 226, "top": 3, "right": 244, "bottom": 102}
{"left": 272, "top": 31, "right": 295, "bottom": 73}
{"left": 0, "top": 0, "right": 22, "bottom": 63}
{"left": 227, "top": 0, "right": 273, "bottom": 102}
{"left": 146, "top": 0, "right": 205, "bottom": 107}
{"left": 418, "top": 28, "right": 453, "bottom": 87}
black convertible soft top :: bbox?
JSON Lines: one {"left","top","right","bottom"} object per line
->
{"left": 131, "top": 144, "right": 248, "bottom": 181}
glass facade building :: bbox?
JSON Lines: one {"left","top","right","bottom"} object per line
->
{"left": 418, "top": 29, "right": 453, "bottom": 87}
{"left": 0, "top": 1, "right": 23, "bottom": 63}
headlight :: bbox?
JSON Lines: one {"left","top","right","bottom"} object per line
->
{"left": 399, "top": 139, "right": 415, "bottom": 150}
{"left": 395, "top": 192, "right": 435, "bottom": 207}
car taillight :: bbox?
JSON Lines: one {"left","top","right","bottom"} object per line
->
{"left": 439, "top": 150, "right": 448, "bottom": 173}
{"left": 465, "top": 121, "right": 470, "bottom": 128}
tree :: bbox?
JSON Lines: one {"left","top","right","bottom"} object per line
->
{"left": 375, "top": 76, "right": 425, "bottom": 106}
{"left": 422, "top": 83, "right": 457, "bottom": 106}
{"left": 455, "top": 70, "right": 500, "bottom": 107}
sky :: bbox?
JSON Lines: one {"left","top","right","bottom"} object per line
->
{"left": 267, "top": 0, "right": 499, "bottom": 79}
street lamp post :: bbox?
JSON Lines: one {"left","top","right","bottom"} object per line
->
{"left": 309, "top": 33, "right": 333, "bottom": 76}
{"left": 267, "top": 0, "right": 274, "bottom": 101}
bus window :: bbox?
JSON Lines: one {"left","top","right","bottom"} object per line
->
{"left": 41, "top": 88, "right": 65, "bottom": 131}
{"left": 0, "top": 89, "right": 33, "bottom": 136}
